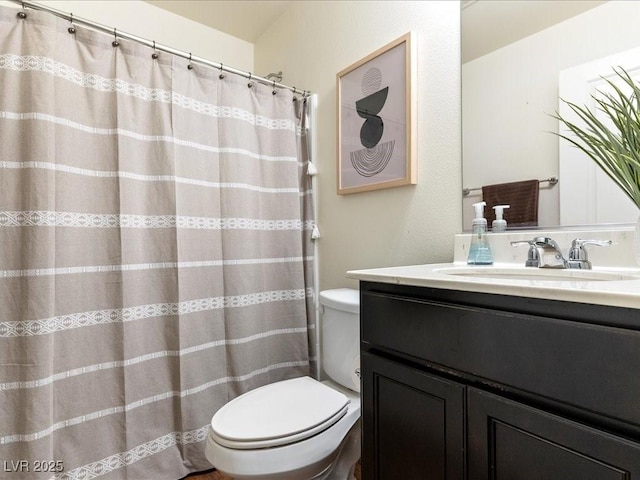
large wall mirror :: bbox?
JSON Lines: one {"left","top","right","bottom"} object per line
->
{"left": 461, "top": 0, "right": 640, "bottom": 231}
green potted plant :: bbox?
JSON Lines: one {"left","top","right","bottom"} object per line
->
{"left": 554, "top": 67, "right": 640, "bottom": 261}
{"left": 555, "top": 67, "right": 640, "bottom": 208}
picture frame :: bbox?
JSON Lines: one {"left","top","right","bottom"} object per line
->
{"left": 336, "top": 32, "right": 416, "bottom": 195}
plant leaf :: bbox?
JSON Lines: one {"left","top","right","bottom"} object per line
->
{"left": 554, "top": 67, "right": 640, "bottom": 209}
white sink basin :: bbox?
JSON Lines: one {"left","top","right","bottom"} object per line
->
{"left": 435, "top": 266, "right": 640, "bottom": 282}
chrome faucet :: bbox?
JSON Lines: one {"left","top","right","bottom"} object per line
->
{"left": 511, "top": 236, "right": 567, "bottom": 268}
{"left": 510, "top": 237, "right": 611, "bottom": 269}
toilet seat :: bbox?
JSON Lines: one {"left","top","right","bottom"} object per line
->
{"left": 210, "top": 376, "right": 350, "bottom": 449}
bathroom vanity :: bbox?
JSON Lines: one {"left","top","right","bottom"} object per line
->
{"left": 348, "top": 254, "right": 640, "bottom": 479}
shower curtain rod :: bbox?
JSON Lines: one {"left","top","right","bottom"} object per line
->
{"left": 10, "top": 0, "right": 311, "bottom": 98}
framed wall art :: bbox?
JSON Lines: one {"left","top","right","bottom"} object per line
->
{"left": 336, "top": 32, "right": 416, "bottom": 195}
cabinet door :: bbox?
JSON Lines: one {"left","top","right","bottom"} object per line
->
{"left": 468, "top": 388, "right": 640, "bottom": 479}
{"left": 361, "top": 352, "right": 465, "bottom": 480}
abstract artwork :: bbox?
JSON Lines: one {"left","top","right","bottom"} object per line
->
{"left": 337, "top": 32, "right": 416, "bottom": 194}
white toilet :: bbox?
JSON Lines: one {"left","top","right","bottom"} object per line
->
{"left": 205, "top": 288, "right": 361, "bottom": 480}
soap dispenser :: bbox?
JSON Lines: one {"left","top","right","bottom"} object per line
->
{"left": 468, "top": 201, "right": 493, "bottom": 265}
{"left": 492, "top": 205, "right": 510, "bottom": 233}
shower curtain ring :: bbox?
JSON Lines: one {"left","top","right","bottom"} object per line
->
{"left": 292, "top": 87, "right": 298, "bottom": 102}
{"left": 151, "top": 40, "right": 158, "bottom": 60}
{"left": 218, "top": 64, "right": 225, "bottom": 79}
{"left": 112, "top": 28, "right": 119, "bottom": 47}
{"left": 272, "top": 80, "right": 277, "bottom": 95}
{"left": 247, "top": 73, "right": 253, "bottom": 88}
{"left": 187, "top": 53, "right": 193, "bottom": 70}
{"left": 67, "top": 13, "right": 76, "bottom": 34}
{"left": 17, "top": 2, "right": 27, "bottom": 19}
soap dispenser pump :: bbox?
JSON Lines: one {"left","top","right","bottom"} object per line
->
{"left": 492, "top": 205, "right": 510, "bottom": 233}
{"left": 467, "top": 201, "right": 493, "bottom": 265}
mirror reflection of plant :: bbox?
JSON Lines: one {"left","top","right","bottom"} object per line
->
{"left": 554, "top": 67, "right": 640, "bottom": 209}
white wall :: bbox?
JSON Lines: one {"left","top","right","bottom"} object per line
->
{"left": 462, "top": 0, "right": 640, "bottom": 230}
{"left": 255, "top": 1, "right": 462, "bottom": 290}
{"left": 0, "top": 0, "right": 253, "bottom": 70}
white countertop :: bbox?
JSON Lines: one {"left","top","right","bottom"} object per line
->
{"left": 347, "top": 262, "right": 640, "bottom": 309}
{"left": 348, "top": 227, "right": 640, "bottom": 309}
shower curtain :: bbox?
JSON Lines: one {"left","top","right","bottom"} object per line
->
{"left": 0, "top": 5, "right": 316, "bottom": 480}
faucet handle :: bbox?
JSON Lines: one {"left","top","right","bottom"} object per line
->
{"left": 510, "top": 240, "right": 534, "bottom": 246}
{"left": 510, "top": 240, "right": 540, "bottom": 267}
{"left": 570, "top": 238, "right": 612, "bottom": 247}
{"left": 567, "top": 238, "right": 612, "bottom": 268}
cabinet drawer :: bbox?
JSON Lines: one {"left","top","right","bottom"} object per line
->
{"left": 361, "top": 291, "right": 640, "bottom": 428}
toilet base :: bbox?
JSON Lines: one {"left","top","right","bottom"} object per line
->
{"left": 319, "top": 419, "right": 361, "bottom": 480}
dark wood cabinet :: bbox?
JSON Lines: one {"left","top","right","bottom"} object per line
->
{"left": 468, "top": 388, "right": 640, "bottom": 479}
{"left": 359, "top": 281, "right": 640, "bottom": 479}
{"left": 361, "top": 352, "right": 465, "bottom": 480}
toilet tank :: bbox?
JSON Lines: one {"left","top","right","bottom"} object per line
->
{"left": 319, "top": 288, "right": 360, "bottom": 393}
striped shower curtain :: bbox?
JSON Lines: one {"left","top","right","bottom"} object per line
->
{"left": 0, "top": 5, "right": 316, "bottom": 479}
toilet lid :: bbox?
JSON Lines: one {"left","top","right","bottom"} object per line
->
{"left": 210, "top": 376, "right": 349, "bottom": 449}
